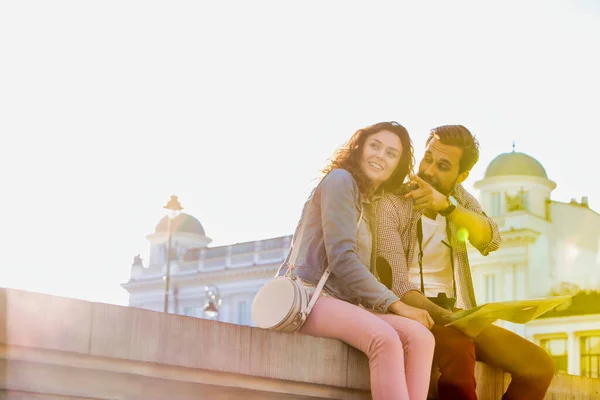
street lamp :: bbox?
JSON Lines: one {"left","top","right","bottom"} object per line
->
{"left": 163, "top": 195, "right": 183, "bottom": 313}
{"left": 203, "top": 284, "right": 222, "bottom": 320}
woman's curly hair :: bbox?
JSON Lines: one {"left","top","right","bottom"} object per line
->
{"left": 323, "top": 121, "right": 415, "bottom": 195}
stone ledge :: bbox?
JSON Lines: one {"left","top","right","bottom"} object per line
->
{"left": 0, "top": 288, "right": 364, "bottom": 391}
{"left": 0, "top": 391, "right": 102, "bottom": 400}
{"left": 1, "top": 345, "right": 366, "bottom": 400}
{"left": 1, "top": 288, "right": 599, "bottom": 399}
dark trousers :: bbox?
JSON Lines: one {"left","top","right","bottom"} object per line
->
{"left": 431, "top": 323, "right": 555, "bottom": 400}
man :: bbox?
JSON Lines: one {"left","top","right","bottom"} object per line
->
{"left": 377, "top": 125, "right": 554, "bottom": 400}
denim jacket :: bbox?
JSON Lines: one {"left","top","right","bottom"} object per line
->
{"left": 281, "top": 168, "right": 399, "bottom": 313}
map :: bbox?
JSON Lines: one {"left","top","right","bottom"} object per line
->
{"left": 443, "top": 295, "right": 572, "bottom": 338}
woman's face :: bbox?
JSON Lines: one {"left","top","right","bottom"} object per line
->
{"left": 360, "top": 130, "right": 402, "bottom": 189}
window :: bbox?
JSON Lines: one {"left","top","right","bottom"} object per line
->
{"left": 490, "top": 192, "right": 502, "bottom": 216}
{"left": 521, "top": 191, "right": 530, "bottom": 210}
{"left": 184, "top": 248, "right": 201, "bottom": 262}
{"left": 158, "top": 244, "right": 167, "bottom": 264}
{"left": 237, "top": 300, "right": 249, "bottom": 325}
{"left": 484, "top": 275, "right": 496, "bottom": 303}
{"left": 580, "top": 335, "right": 600, "bottom": 378}
{"left": 540, "top": 337, "right": 568, "bottom": 374}
{"left": 505, "top": 189, "right": 528, "bottom": 212}
{"left": 205, "top": 246, "right": 228, "bottom": 259}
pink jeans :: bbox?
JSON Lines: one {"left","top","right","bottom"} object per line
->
{"left": 299, "top": 296, "right": 435, "bottom": 400}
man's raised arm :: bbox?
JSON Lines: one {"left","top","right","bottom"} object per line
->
{"left": 452, "top": 185, "right": 501, "bottom": 255}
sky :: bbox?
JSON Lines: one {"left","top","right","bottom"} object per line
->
{"left": 1, "top": 1, "right": 599, "bottom": 306}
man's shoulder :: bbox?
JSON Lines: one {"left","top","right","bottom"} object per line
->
{"left": 454, "top": 184, "right": 481, "bottom": 207}
{"left": 381, "top": 189, "right": 416, "bottom": 215}
{"left": 384, "top": 181, "right": 416, "bottom": 200}
{"left": 382, "top": 192, "right": 408, "bottom": 205}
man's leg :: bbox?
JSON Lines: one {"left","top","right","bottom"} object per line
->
{"left": 474, "top": 324, "right": 555, "bottom": 400}
{"left": 431, "top": 324, "right": 477, "bottom": 400}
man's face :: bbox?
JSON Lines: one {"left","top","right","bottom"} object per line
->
{"left": 417, "top": 137, "right": 468, "bottom": 195}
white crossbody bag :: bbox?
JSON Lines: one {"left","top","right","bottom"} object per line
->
{"left": 251, "top": 200, "right": 362, "bottom": 332}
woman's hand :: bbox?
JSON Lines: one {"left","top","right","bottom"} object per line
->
{"left": 389, "top": 300, "right": 435, "bottom": 329}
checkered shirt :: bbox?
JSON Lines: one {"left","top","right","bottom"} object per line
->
{"left": 377, "top": 184, "right": 502, "bottom": 310}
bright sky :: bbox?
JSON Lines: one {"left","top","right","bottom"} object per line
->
{"left": 1, "top": 1, "right": 599, "bottom": 306}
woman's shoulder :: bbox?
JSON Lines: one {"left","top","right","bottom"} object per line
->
{"left": 322, "top": 168, "right": 356, "bottom": 185}
{"left": 319, "top": 168, "right": 360, "bottom": 199}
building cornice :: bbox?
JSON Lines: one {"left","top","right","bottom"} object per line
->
{"left": 549, "top": 200, "right": 600, "bottom": 218}
{"left": 473, "top": 175, "right": 557, "bottom": 191}
{"left": 527, "top": 313, "right": 600, "bottom": 326}
{"left": 122, "top": 263, "right": 279, "bottom": 293}
{"left": 498, "top": 227, "right": 541, "bottom": 246}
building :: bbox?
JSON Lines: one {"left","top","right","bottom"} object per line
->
{"left": 122, "top": 149, "right": 600, "bottom": 378}
{"left": 122, "top": 213, "right": 290, "bottom": 325}
{"left": 470, "top": 149, "right": 600, "bottom": 378}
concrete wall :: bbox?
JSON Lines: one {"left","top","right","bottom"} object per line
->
{"left": 1, "top": 288, "right": 598, "bottom": 399}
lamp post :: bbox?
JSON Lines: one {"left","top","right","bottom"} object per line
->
{"left": 163, "top": 195, "right": 183, "bottom": 313}
{"left": 203, "top": 284, "right": 222, "bottom": 320}
{"left": 173, "top": 284, "right": 179, "bottom": 315}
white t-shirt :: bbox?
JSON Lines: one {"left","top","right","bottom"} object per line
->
{"left": 409, "top": 214, "right": 454, "bottom": 298}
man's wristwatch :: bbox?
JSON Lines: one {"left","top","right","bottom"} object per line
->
{"left": 439, "top": 195, "right": 458, "bottom": 217}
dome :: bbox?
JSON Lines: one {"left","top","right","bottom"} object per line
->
{"left": 484, "top": 151, "right": 548, "bottom": 179}
{"left": 155, "top": 213, "right": 206, "bottom": 236}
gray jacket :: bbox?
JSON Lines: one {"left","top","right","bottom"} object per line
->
{"left": 281, "top": 169, "right": 399, "bottom": 313}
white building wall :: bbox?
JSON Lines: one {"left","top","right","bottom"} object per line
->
{"left": 549, "top": 202, "right": 600, "bottom": 290}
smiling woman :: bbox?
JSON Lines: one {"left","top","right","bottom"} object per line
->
{"left": 323, "top": 121, "right": 415, "bottom": 196}
{"left": 253, "top": 121, "right": 437, "bottom": 400}
{"left": 361, "top": 131, "right": 402, "bottom": 189}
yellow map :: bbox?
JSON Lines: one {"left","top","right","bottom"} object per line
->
{"left": 444, "top": 296, "right": 572, "bottom": 338}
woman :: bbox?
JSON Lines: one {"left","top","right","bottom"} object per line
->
{"left": 285, "top": 121, "right": 435, "bottom": 400}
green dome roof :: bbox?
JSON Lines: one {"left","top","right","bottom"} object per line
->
{"left": 155, "top": 213, "right": 206, "bottom": 235}
{"left": 484, "top": 152, "right": 548, "bottom": 179}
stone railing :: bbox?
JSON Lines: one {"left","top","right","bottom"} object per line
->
{"left": 0, "top": 288, "right": 598, "bottom": 399}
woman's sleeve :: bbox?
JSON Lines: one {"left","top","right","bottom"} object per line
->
{"left": 318, "top": 169, "right": 399, "bottom": 312}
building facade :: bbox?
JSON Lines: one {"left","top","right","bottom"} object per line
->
{"left": 468, "top": 150, "right": 600, "bottom": 378}
{"left": 122, "top": 150, "right": 600, "bottom": 378}
{"left": 122, "top": 214, "right": 290, "bottom": 325}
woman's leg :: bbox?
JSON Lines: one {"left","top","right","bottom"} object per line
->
{"left": 299, "top": 296, "right": 412, "bottom": 400}
{"left": 375, "top": 313, "right": 435, "bottom": 400}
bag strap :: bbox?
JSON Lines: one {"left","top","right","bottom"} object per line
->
{"left": 281, "top": 199, "right": 313, "bottom": 277}
{"left": 306, "top": 266, "right": 331, "bottom": 313}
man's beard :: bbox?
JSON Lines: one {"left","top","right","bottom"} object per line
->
{"left": 417, "top": 171, "right": 456, "bottom": 196}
